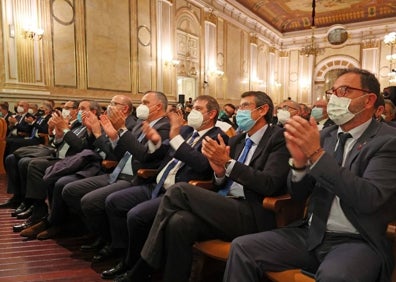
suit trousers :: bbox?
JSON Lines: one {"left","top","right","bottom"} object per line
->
{"left": 48, "top": 174, "right": 84, "bottom": 226}
{"left": 105, "top": 184, "right": 159, "bottom": 267}
{"left": 140, "top": 182, "right": 257, "bottom": 282}
{"left": 62, "top": 174, "right": 132, "bottom": 241}
{"left": 25, "top": 158, "right": 57, "bottom": 200}
{"left": 224, "top": 227, "right": 382, "bottom": 282}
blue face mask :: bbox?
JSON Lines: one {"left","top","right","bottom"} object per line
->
{"left": 77, "top": 110, "right": 83, "bottom": 123}
{"left": 236, "top": 108, "right": 259, "bottom": 132}
{"left": 311, "top": 107, "right": 323, "bottom": 121}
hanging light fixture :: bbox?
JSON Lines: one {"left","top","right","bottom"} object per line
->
{"left": 300, "top": 0, "right": 324, "bottom": 57}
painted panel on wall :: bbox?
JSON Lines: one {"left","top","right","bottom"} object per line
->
{"left": 86, "top": 0, "right": 131, "bottom": 91}
{"left": 225, "top": 24, "right": 244, "bottom": 99}
{"left": 52, "top": 0, "right": 76, "bottom": 87}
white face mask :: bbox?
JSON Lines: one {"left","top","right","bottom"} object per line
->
{"left": 62, "top": 109, "right": 71, "bottom": 119}
{"left": 187, "top": 109, "right": 204, "bottom": 130}
{"left": 17, "top": 106, "right": 24, "bottom": 113}
{"left": 28, "top": 108, "right": 34, "bottom": 114}
{"left": 327, "top": 94, "right": 365, "bottom": 125}
{"left": 136, "top": 104, "right": 150, "bottom": 120}
{"left": 276, "top": 109, "right": 291, "bottom": 125}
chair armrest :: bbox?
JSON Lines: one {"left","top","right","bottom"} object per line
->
{"left": 38, "top": 133, "right": 49, "bottom": 146}
{"left": 263, "top": 194, "right": 306, "bottom": 228}
{"left": 101, "top": 160, "right": 118, "bottom": 170}
{"left": 387, "top": 220, "right": 396, "bottom": 240}
{"left": 137, "top": 168, "right": 158, "bottom": 179}
{"left": 188, "top": 179, "right": 214, "bottom": 190}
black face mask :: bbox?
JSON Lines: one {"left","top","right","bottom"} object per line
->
{"left": 37, "top": 109, "right": 45, "bottom": 116}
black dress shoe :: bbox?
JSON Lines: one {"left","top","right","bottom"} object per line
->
{"left": 80, "top": 237, "right": 106, "bottom": 252}
{"left": 92, "top": 244, "right": 117, "bottom": 262}
{"left": 0, "top": 197, "right": 21, "bottom": 209}
{"left": 16, "top": 205, "right": 34, "bottom": 219}
{"left": 11, "top": 202, "right": 27, "bottom": 217}
{"left": 13, "top": 216, "right": 42, "bottom": 232}
{"left": 114, "top": 271, "right": 151, "bottom": 282}
{"left": 101, "top": 261, "right": 127, "bottom": 279}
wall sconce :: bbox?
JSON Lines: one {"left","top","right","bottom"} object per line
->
{"left": 164, "top": 59, "right": 180, "bottom": 67}
{"left": 22, "top": 25, "right": 44, "bottom": 40}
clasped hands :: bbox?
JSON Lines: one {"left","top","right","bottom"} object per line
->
{"left": 284, "top": 116, "right": 322, "bottom": 167}
{"left": 202, "top": 134, "right": 230, "bottom": 177}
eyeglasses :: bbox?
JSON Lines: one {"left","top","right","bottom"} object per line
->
{"left": 239, "top": 102, "right": 256, "bottom": 110}
{"left": 325, "top": 86, "right": 371, "bottom": 98}
{"left": 109, "top": 101, "right": 126, "bottom": 107}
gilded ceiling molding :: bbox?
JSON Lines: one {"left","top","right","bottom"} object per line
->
{"left": 361, "top": 39, "right": 379, "bottom": 49}
{"left": 205, "top": 11, "right": 217, "bottom": 25}
{"left": 268, "top": 46, "right": 276, "bottom": 53}
{"left": 250, "top": 34, "right": 258, "bottom": 45}
{"left": 279, "top": 50, "right": 289, "bottom": 57}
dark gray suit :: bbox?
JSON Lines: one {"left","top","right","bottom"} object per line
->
{"left": 225, "top": 119, "right": 396, "bottom": 282}
{"left": 140, "top": 124, "right": 290, "bottom": 282}
{"left": 61, "top": 117, "right": 170, "bottom": 241}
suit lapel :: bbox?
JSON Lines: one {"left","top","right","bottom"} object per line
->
{"left": 344, "top": 119, "right": 380, "bottom": 168}
{"left": 249, "top": 125, "right": 272, "bottom": 164}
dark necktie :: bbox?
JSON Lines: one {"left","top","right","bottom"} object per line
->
{"left": 218, "top": 138, "right": 253, "bottom": 196}
{"left": 151, "top": 131, "right": 199, "bottom": 199}
{"left": 108, "top": 151, "right": 132, "bottom": 184}
{"left": 307, "top": 132, "right": 352, "bottom": 250}
{"left": 30, "top": 117, "right": 42, "bottom": 139}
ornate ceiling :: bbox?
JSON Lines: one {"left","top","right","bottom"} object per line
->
{"left": 235, "top": 0, "right": 396, "bottom": 33}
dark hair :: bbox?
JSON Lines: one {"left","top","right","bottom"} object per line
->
{"left": 375, "top": 93, "right": 385, "bottom": 109}
{"left": 194, "top": 95, "right": 220, "bottom": 120}
{"left": 337, "top": 68, "right": 380, "bottom": 98}
{"left": 383, "top": 86, "right": 396, "bottom": 106}
{"left": 241, "top": 91, "right": 274, "bottom": 123}
{"left": 224, "top": 103, "right": 236, "bottom": 110}
{"left": 0, "top": 102, "right": 9, "bottom": 111}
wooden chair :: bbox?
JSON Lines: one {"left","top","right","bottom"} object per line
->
{"left": 0, "top": 118, "right": 8, "bottom": 174}
{"left": 191, "top": 194, "right": 306, "bottom": 282}
{"left": 38, "top": 133, "right": 49, "bottom": 146}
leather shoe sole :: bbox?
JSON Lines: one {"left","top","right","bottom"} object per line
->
{"left": 92, "top": 245, "right": 117, "bottom": 262}
{"left": 13, "top": 218, "right": 40, "bottom": 233}
{"left": 80, "top": 237, "right": 106, "bottom": 252}
{"left": 11, "top": 202, "right": 27, "bottom": 217}
{"left": 37, "top": 226, "right": 61, "bottom": 240}
{"left": 101, "top": 261, "right": 127, "bottom": 279}
{"left": 16, "top": 205, "right": 34, "bottom": 219}
{"left": 20, "top": 220, "right": 48, "bottom": 238}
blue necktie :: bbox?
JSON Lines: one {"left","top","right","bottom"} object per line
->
{"left": 108, "top": 151, "right": 132, "bottom": 184}
{"left": 307, "top": 132, "right": 352, "bottom": 250}
{"left": 151, "top": 131, "right": 199, "bottom": 199}
{"left": 218, "top": 138, "right": 253, "bottom": 196}
{"left": 30, "top": 117, "right": 41, "bottom": 139}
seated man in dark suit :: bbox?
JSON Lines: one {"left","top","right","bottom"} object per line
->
{"left": 59, "top": 91, "right": 170, "bottom": 256}
{"left": 12, "top": 100, "right": 100, "bottom": 232}
{"left": 0, "top": 100, "right": 80, "bottom": 210}
{"left": 101, "top": 95, "right": 229, "bottom": 280}
{"left": 122, "top": 91, "right": 290, "bottom": 282}
{"left": 224, "top": 68, "right": 396, "bottom": 282}
{"left": 3, "top": 102, "right": 53, "bottom": 155}
{"left": 19, "top": 95, "right": 138, "bottom": 240}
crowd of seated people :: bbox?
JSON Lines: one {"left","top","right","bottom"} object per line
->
{"left": 0, "top": 68, "right": 395, "bottom": 282}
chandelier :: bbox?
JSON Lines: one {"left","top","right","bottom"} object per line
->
{"left": 300, "top": 0, "right": 324, "bottom": 57}
{"left": 384, "top": 32, "right": 396, "bottom": 82}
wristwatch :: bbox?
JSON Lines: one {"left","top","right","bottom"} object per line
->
{"left": 288, "top": 158, "right": 307, "bottom": 171}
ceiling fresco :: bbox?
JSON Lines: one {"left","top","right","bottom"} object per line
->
{"left": 235, "top": 0, "right": 396, "bottom": 33}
